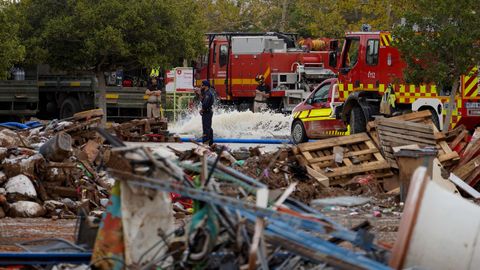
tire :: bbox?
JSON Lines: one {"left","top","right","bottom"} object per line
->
{"left": 291, "top": 120, "right": 308, "bottom": 144}
{"left": 350, "top": 106, "right": 367, "bottom": 134}
{"left": 60, "top": 97, "right": 81, "bottom": 119}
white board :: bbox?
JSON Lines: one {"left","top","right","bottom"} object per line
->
{"left": 174, "top": 67, "right": 194, "bottom": 91}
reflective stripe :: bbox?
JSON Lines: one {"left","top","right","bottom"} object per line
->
{"left": 299, "top": 110, "right": 309, "bottom": 118}
{"left": 380, "top": 33, "right": 392, "bottom": 47}
{"left": 106, "top": 94, "right": 119, "bottom": 99}
{"left": 263, "top": 66, "right": 271, "bottom": 80}
{"left": 308, "top": 108, "right": 331, "bottom": 117}
{"left": 150, "top": 68, "right": 160, "bottom": 77}
{"left": 301, "top": 116, "right": 333, "bottom": 122}
{"left": 463, "top": 66, "right": 478, "bottom": 98}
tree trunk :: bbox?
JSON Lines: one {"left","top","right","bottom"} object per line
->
{"left": 96, "top": 70, "right": 107, "bottom": 126}
{"left": 279, "top": 0, "right": 289, "bottom": 32}
{"left": 442, "top": 79, "right": 460, "bottom": 134}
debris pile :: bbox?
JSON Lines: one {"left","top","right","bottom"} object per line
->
{"left": 111, "top": 118, "right": 180, "bottom": 142}
{"left": 93, "top": 145, "right": 392, "bottom": 269}
{"left": 0, "top": 109, "right": 112, "bottom": 219}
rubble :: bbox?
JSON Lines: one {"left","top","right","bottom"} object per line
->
{"left": 0, "top": 129, "right": 23, "bottom": 148}
{"left": 0, "top": 109, "right": 110, "bottom": 219}
{"left": 92, "top": 145, "right": 393, "bottom": 270}
{"left": 8, "top": 201, "right": 46, "bottom": 218}
{"left": 5, "top": 174, "right": 37, "bottom": 201}
{"left": 111, "top": 117, "right": 180, "bottom": 142}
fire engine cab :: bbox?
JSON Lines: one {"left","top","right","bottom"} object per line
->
{"left": 291, "top": 31, "right": 480, "bottom": 142}
{"left": 194, "top": 32, "right": 337, "bottom": 111}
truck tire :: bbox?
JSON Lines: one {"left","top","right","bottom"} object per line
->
{"left": 291, "top": 120, "right": 308, "bottom": 144}
{"left": 350, "top": 106, "right": 366, "bottom": 134}
{"left": 60, "top": 97, "right": 81, "bottom": 119}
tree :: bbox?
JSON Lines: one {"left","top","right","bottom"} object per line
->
{"left": 0, "top": 1, "right": 25, "bottom": 79}
{"left": 287, "top": 0, "right": 416, "bottom": 38}
{"left": 197, "top": 0, "right": 284, "bottom": 32}
{"left": 392, "top": 0, "right": 480, "bottom": 131}
{"left": 21, "top": 0, "right": 206, "bottom": 69}
{"left": 18, "top": 0, "right": 206, "bottom": 122}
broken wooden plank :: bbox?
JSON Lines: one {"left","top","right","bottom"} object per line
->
{"left": 306, "top": 166, "right": 329, "bottom": 187}
{"left": 453, "top": 156, "right": 480, "bottom": 180}
{"left": 324, "top": 160, "right": 390, "bottom": 178}
{"left": 449, "top": 129, "right": 469, "bottom": 149}
{"left": 449, "top": 173, "right": 480, "bottom": 199}
{"left": 376, "top": 118, "right": 434, "bottom": 134}
{"left": 389, "top": 110, "right": 432, "bottom": 122}
{"left": 377, "top": 129, "right": 437, "bottom": 145}
{"left": 437, "top": 151, "right": 460, "bottom": 163}
{"left": 298, "top": 133, "right": 369, "bottom": 152}
{"left": 377, "top": 125, "right": 436, "bottom": 140}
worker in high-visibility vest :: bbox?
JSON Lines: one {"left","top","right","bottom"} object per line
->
{"left": 145, "top": 77, "right": 161, "bottom": 118}
{"left": 146, "top": 67, "right": 164, "bottom": 118}
{"left": 150, "top": 67, "right": 160, "bottom": 78}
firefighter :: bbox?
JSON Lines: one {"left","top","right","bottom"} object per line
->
{"left": 145, "top": 77, "right": 161, "bottom": 118}
{"left": 253, "top": 74, "right": 270, "bottom": 113}
{"left": 200, "top": 80, "right": 214, "bottom": 146}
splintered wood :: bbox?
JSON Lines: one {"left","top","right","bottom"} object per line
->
{"left": 295, "top": 133, "right": 391, "bottom": 186}
{"left": 452, "top": 127, "right": 480, "bottom": 186}
{"left": 368, "top": 111, "right": 459, "bottom": 169}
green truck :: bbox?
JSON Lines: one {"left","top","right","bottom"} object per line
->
{"left": 0, "top": 80, "right": 38, "bottom": 120}
{"left": 0, "top": 70, "right": 195, "bottom": 122}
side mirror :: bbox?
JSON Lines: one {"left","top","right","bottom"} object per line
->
{"left": 306, "top": 98, "right": 313, "bottom": 104}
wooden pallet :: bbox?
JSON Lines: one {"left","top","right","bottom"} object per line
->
{"left": 296, "top": 133, "right": 391, "bottom": 185}
{"left": 368, "top": 111, "right": 459, "bottom": 168}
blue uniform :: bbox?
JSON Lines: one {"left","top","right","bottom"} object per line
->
{"left": 201, "top": 88, "right": 214, "bottom": 145}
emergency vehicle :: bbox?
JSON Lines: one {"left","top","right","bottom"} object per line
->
{"left": 194, "top": 32, "right": 337, "bottom": 111}
{"left": 291, "top": 31, "right": 480, "bottom": 143}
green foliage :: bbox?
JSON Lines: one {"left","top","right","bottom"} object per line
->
{"left": 19, "top": 0, "right": 206, "bottom": 72}
{"left": 197, "top": 0, "right": 284, "bottom": 32}
{"left": 393, "top": 0, "right": 480, "bottom": 86}
{"left": 287, "top": 0, "right": 416, "bottom": 37}
{"left": 0, "top": 1, "right": 25, "bottom": 79}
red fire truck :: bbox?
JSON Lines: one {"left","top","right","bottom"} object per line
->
{"left": 194, "top": 32, "right": 338, "bottom": 111}
{"left": 291, "top": 31, "right": 480, "bottom": 142}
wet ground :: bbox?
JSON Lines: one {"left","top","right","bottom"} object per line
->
{"left": 0, "top": 218, "right": 77, "bottom": 252}
{"left": 0, "top": 213, "right": 400, "bottom": 252}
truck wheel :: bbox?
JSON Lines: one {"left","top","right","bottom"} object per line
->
{"left": 60, "top": 97, "right": 81, "bottom": 119}
{"left": 291, "top": 120, "right": 308, "bottom": 144}
{"left": 350, "top": 106, "right": 366, "bottom": 134}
